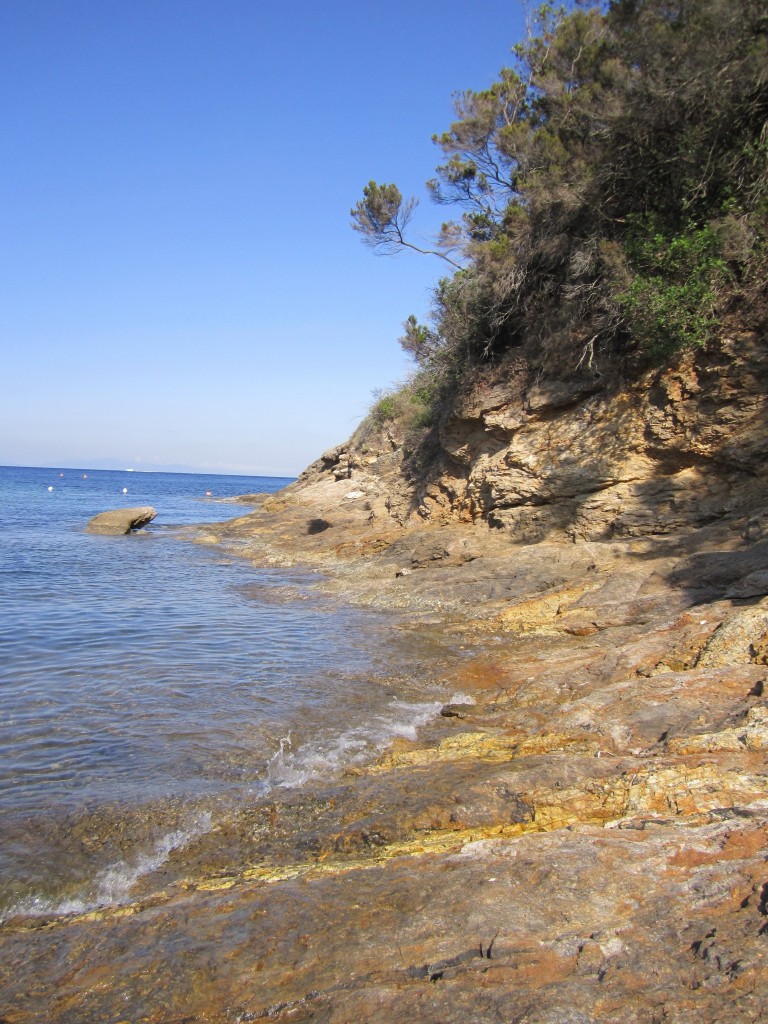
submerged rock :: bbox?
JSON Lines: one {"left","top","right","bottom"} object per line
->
{"left": 85, "top": 507, "right": 157, "bottom": 535}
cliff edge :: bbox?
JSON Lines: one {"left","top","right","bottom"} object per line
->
{"left": 294, "top": 329, "right": 768, "bottom": 543}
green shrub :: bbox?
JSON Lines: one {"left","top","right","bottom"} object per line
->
{"left": 367, "top": 381, "right": 436, "bottom": 434}
{"left": 618, "top": 220, "right": 730, "bottom": 357}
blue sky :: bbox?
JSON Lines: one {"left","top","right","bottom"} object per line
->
{"left": 1, "top": 0, "right": 527, "bottom": 476}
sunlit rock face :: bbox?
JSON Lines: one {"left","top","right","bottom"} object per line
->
{"left": 437, "top": 332, "right": 768, "bottom": 541}
{"left": 298, "top": 331, "right": 768, "bottom": 543}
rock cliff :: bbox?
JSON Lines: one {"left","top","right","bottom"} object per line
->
{"left": 296, "top": 330, "right": 768, "bottom": 543}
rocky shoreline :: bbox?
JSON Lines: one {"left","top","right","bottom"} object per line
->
{"left": 3, "top": 461, "right": 768, "bottom": 1022}
{"left": 4, "top": 337, "right": 768, "bottom": 1021}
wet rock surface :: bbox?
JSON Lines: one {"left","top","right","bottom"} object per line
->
{"left": 5, "top": 481, "right": 768, "bottom": 1022}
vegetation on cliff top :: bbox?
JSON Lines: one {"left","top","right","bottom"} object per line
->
{"left": 352, "top": 0, "right": 768, "bottom": 436}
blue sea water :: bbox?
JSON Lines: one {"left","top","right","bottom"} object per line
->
{"left": 0, "top": 465, "right": 451, "bottom": 918}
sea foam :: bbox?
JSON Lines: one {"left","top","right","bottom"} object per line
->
{"left": 1, "top": 812, "right": 212, "bottom": 921}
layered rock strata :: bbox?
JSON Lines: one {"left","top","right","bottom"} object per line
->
{"left": 295, "top": 332, "right": 768, "bottom": 542}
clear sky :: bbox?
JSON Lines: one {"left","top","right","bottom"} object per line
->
{"left": 1, "top": 0, "right": 528, "bottom": 477}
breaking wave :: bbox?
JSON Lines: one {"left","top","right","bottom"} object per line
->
{"left": 1, "top": 812, "right": 212, "bottom": 921}
{"left": 265, "top": 698, "right": 443, "bottom": 788}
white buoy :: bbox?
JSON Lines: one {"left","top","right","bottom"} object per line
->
{"left": 48, "top": 486, "right": 54, "bottom": 492}
{"left": 122, "top": 487, "right": 128, "bottom": 494}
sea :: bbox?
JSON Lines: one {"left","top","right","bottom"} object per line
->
{"left": 0, "top": 465, "right": 458, "bottom": 920}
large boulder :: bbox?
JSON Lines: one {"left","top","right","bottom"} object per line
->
{"left": 85, "top": 506, "right": 157, "bottom": 535}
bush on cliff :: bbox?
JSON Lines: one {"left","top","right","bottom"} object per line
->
{"left": 352, "top": 0, "right": 768, "bottom": 395}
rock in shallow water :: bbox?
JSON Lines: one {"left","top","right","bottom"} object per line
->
{"left": 85, "top": 507, "right": 157, "bottom": 535}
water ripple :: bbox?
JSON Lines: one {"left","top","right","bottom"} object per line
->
{"left": 0, "top": 467, "right": 460, "bottom": 919}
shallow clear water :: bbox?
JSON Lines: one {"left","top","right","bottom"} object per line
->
{"left": 0, "top": 465, "right": 453, "bottom": 919}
